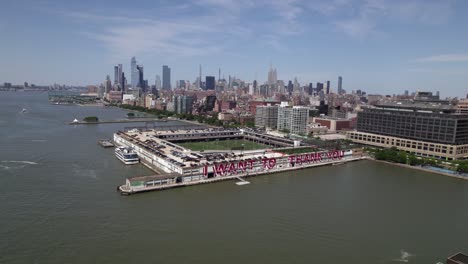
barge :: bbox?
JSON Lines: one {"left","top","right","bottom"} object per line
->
{"left": 114, "top": 128, "right": 365, "bottom": 195}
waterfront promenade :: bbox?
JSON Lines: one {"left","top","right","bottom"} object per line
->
{"left": 373, "top": 159, "right": 468, "bottom": 181}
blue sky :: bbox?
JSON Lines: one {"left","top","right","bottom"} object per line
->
{"left": 1, "top": 0, "right": 467, "bottom": 97}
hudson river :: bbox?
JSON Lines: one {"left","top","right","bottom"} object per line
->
{"left": 1, "top": 92, "right": 467, "bottom": 264}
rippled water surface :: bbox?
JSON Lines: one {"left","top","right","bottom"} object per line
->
{"left": 0, "top": 92, "right": 467, "bottom": 264}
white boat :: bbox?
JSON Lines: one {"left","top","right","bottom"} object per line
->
{"left": 115, "top": 146, "right": 139, "bottom": 165}
{"left": 21, "top": 108, "right": 27, "bottom": 113}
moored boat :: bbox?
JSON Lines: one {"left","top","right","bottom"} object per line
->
{"left": 115, "top": 146, "right": 139, "bottom": 165}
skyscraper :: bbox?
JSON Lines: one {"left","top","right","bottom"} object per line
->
{"left": 338, "top": 76, "right": 343, "bottom": 94}
{"left": 131, "top": 57, "right": 138, "bottom": 88}
{"left": 105, "top": 75, "right": 112, "bottom": 94}
{"left": 162, "top": 65, "right": 171, "bottom": 90}
{"left": 155, "top": 75, "right": 161, "bottom": 90}
{"left": 326, "top": 80, "right": 330, "bottom": 94}
{"left": 114, "top": 66, "right": 119, "bottom": 87}
{"left": 199, "top": 64, "right": 202, "bottom": 89}
{"left": 114, "top": 64, "right": 123, "bottom": 91}
{"left": 316, "top": 82, "right": 324, "bottom": 93}
{"left": 287, "top": 80, "right": 293, "bottom": 94}
{"left": 205, "top": 76, "right": 215, "bottom": 90}
{"left": 120, "top": 72, "right": 126, "bottom": 92}
{"left": 137, "top": 65, "right": 144, "bottom": 92}
{"left": 267, "top": 64, "right": 277, "bottom": 86}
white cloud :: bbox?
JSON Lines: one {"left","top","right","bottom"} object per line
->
{"left": 309, "top": 0, "right": 455, "bottom": 38}
{"left": 64, "top": 10, "right": 238, "bottom": 60}
{"left": 407, "top": 67, "right": 468, "bottom": 75}
{"left": 414, "top": 54, "right": 468, "bottom": 63}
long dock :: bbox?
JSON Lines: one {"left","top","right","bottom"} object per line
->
{"left": 117, "top": 156, "right": 367, "bottom": 195}
{"left": 70, "top": 118, "right": 168, "bottom": 125}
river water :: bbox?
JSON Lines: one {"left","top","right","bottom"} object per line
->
{"left": 0, "top": 92, "right": 467, "bottom": 264}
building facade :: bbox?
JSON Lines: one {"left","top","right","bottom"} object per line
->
{"left": 131, "top": 57, "right": 138, "bottom": 88}
{"left": 277, "top": 106, "right": 309, "bottom": 135}
{"left": 348, "top": 100, "right": 468, "bottom": 160}
{"left": 173, "top": 95, "right": 193, "bottom": 114}
{"left": 162, "top": 65, "right": 171, "bottom": 90}
{"left": 255, "top": 105, "right": 279, "bottom": 129}
{"left": 205, "top": 76, "right": 215, "bottom": 90}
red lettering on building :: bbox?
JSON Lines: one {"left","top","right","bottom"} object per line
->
{"left": 247, "top": 159, "right": 255, "bottom": 169}
{"left": 228, "top": 162, "right": 236, "bottom": 173}
{"left": 214, "top": 163, "right": 227, "bottom": 176}
{"left": 268, "top": 158, "right": 276, "bottom": 169}
{"left": 238, "top": 161, "right": 246, "bottom": 172}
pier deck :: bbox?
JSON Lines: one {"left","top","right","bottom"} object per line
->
{"left": 118, "top": 156, "right": 366, "bottom": 195}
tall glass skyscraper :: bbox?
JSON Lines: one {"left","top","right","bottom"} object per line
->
{"left": 162, "top": 65, "right": 171, "bottom": 90}
{"left": 131, "top": 57, "right": 138, "bottom": 88}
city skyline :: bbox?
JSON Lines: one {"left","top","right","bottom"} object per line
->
{"left": 1, "top": 0, "right": 468, "bottom": 97}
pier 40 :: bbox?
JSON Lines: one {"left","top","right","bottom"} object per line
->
{"left": 204, "top": 150, "right": 346, "bottom": 176}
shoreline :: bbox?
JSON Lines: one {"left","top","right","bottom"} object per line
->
{"left": 371, "top": 159, "right": 468, "bottom": 181}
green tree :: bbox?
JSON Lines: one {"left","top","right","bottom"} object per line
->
{"left": 456, "top": 161, "right": 468, "bottom": 173}
{"left": 83, "top": 116, "right": 98, "bottom": 122}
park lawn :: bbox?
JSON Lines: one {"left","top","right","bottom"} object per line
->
{"left": 179, "top": 139, "right": 268, "bottom": 151}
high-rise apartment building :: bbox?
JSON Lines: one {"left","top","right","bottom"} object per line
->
{"left": 457, "top": 99, "right": 468, "bottom": 114}
{"left": 277, "top": 105, "right": 309, "bottom": 134}
{"left": 255, "top": 105, "right": 279, "bottom": 129}
{"left": 162, "top": 65, "right": 171, "bottom": 90}
{"left": 173, "top": 95, "right": 193, "bottom": 114}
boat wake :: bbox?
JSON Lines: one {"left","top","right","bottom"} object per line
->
{"left": 31, "top": 139, "right": 47, "bottom": 142}
{"left": 72, "top": 164, "right": 98, "bottom": 179}
{"left": 393, "top": 250, "right": 413, "bottom": 262}
{"left": 1, "top": 160, "right": 38, "bottom": 165}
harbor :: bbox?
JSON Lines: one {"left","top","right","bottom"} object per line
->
{"left": 113, "top": 127, "right": 365, "bottom": 194}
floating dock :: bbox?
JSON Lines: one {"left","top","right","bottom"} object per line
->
{"left": 98, "top": 139, "right": 114, "bottom": 148}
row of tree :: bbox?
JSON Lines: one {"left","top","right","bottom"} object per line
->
{"left": 115, "top": 103, "right": 255, "bottom": 128}
{"left": 374, "top": 147, "right": 468, "bottom": 173}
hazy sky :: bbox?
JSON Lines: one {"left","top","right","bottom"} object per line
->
{"left": 1, "top": 0, "right": 467, "bottom": 97}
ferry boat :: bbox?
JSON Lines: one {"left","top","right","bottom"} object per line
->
{"left": 115, "top": 146, "right": 139, "bottom": 165}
